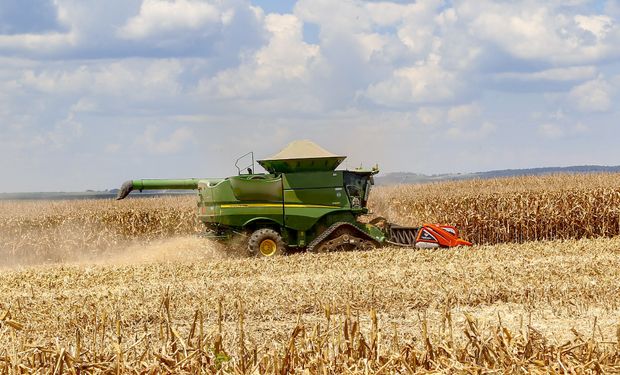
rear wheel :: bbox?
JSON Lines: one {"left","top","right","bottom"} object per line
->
{"left": 248, "top": 228, "right": 286, "bottom": 257}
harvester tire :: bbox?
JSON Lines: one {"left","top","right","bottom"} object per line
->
{"left": 248, "top": 228, "right": 286, "bottom": 257}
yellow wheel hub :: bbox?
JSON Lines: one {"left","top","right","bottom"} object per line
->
{"left": 259, "top": 239, "right": 278, "bottom": 256}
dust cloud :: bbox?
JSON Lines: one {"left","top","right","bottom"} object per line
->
{"left": 90, "top": 236, "right": 228, "bottom": 265}
{"left": 0, "top": 229, "right": 247, "bottom": 270}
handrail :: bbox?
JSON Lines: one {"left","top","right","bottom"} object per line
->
{"left": 234, "top": 151, "right": 255, "bottom": 175}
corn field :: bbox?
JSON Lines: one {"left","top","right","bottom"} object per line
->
{"left": 1, "top": 173, "right": 620, "bottom": 373}
{"left": 0, "top": 197, "right": 200, "bottom": 265}
{"left": 370, "top": 173, "right": 620, "bottom": 244}
{"left": 2, "top": 173, "right": 620, "bottom": 263}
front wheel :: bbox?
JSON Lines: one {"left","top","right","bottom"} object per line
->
{"left": 247, "top": 228, "right": 286, "bottom": 257}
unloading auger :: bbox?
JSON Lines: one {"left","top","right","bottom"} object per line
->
{"left": 117, "top": 140, "right": 472, "bottom": 256}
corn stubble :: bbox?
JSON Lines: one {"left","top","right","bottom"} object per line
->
{"left": 1, "top": 173, "right": 620, "bottom": 373}
{"left": 2, "top": 238, "right": 620, "bottom": 373}
{"left": 1, "top": 298, "right": 618, "bottom": 373}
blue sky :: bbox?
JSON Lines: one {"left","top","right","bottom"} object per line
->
{"left": 1, "top": 0, "right": 619, "bottom": 192}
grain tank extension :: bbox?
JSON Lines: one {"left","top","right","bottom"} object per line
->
{"left": 117, "top": 140, "right": 472, "bottom": 256}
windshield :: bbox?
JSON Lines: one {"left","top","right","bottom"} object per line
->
{"left": 343, "top": 171, "right": 372, "bottom": 209}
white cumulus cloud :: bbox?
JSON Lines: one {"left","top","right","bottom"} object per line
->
{"left": 200, "top": 13, "right": 320, "bottom": 101}
{"left": 0, "top": 32, "right": 77, "bottom": 54}
{"left": 461, "top": 1, "right": 619, "bottom": 65}
{"left": 538, "top": 123, "right": 564, "bottom": 138}
{"left": 119, "top": 0, "right": 221, "bottom": 40}
{"left": 19, "top": 59, "right": 183, "bottom": 99}
{"left": 538, "top": 122, "right": 590, "bottom": 138}
{"left": 569, "top": 77, "right": 614, "bottom": 112}
{"left": 446, "top": 121, "right": 496, "bottom": 140}
{"left": 494, "top": 66, "right": 598, "bottom": 82}
{"left": 365, "top": 55, "right": 461, "bottom": 106}
{"left": 137, "top": 126, "right": 194, "bottom": 154}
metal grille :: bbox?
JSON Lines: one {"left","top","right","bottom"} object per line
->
{"left": 387, "top": 225, "right": 420, "bottom": 246}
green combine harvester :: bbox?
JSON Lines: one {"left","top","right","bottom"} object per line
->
{"left": 117, "top": 140, "right": 471, "bottom": 256}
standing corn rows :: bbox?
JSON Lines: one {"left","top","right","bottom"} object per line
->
{"left": 0, "top": 197, "right": 199, "bottom": 263}
{"left": 370, "top": 174, "right": 620, "bottom": 244}
{"left": 2, "top": 173, "right": 620, "bottom": 260}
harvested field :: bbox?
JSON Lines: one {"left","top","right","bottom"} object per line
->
{"left": 1, "top": 238, "right": 620, "bottom": 373}
{"left": 1, "top": 173, "right": 620, "bottom": 373}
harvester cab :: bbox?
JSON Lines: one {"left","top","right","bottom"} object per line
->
{"left": 117, "top": 140, "right": 472, "bottom": 256}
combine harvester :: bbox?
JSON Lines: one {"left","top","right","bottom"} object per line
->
{"left": 117, "top": 140, "right": 471, "bottom": 256}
